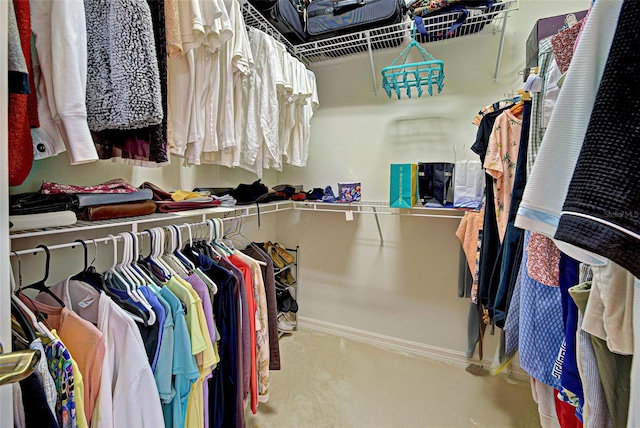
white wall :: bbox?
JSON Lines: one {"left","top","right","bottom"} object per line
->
{"left": 275, "top": 0, "right": 590, "bottom": 358}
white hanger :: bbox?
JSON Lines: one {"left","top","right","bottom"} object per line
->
{"left": 161, "top": 226, "right": 190, "bottom": 277}
{"left": 130, "top": 232, "right": 162, "bottom": 291}
{"left": 205, "top": 219, "right": 223, "bottom": 258}
{"left": 143, "top": 228, "right": 172, "bottom": 281}
{"left": 152, "top": 227, "right": 179, "bottom": 279}
{"left": 120, "top": 233, "right": 143, "bottom": 288}
{"left": 105, "top": 234, "right": 139, "bottom": 303}
{"left": 213, "top": 218, "right": 233, "bottom": 255}
{"left": 120, "top": 233, "right": 156, "bottom": 325}
{"left": 178, "top": 223, "right": 198, "bottom": 270}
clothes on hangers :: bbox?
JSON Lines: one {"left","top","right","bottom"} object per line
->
{"left": 44, "top": 279, "right": 164, "bottom": 428}
{"left": 18, "top": 293, "right": 104, "bottom": 426}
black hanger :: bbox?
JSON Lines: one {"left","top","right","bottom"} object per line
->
{"left": 11, "top": 300, "right": 37, "bottom": 344}
{"left": 22, "top": 245, "right": 66, "bottom": 308}
{"left": 71, "top": 239, "right": 104, "bottom": 289}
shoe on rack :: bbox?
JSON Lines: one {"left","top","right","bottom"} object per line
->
{"left": 278, "top": 312, "right": 295, "bottom": 333}
{"left": 266, "top": 242, "right": 286, "bottom": 269}
{"left": 276, "top": 269, "right": 297, "bottom": 287}
{"left": 282, "top": 311, "right": 297, "bottom": 327}
{"left": 284, "top": 269, "right": 297, "bottom": 287}
{"left": 276, "top": 287, "right": 298, "bottom": 313}
{"left": 273, "top": 242, "right": 295, "bottom": 264}
{"left": 276, "top": 269, "right": 298, "bottom": 288}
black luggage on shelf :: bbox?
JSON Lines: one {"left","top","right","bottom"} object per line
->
{"left": 249, "top": 0, "right": 278, "bottom": 11}
{"left": 256, "top": 0, "right": 308, "bottom": 45}
{"left": 305, "top": 0, "right": 406, "bottom": 40}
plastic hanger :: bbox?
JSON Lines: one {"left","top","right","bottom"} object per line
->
{"left": 105, "top": 234, "right": 139, "bottom": 301}
{"left": 116, "top": 233, "right": 142, "bottom": 299}
{"left": 71, "top": 239, "right": 108, "bottom": 291}
{"left": 129, "top": 232, "right": 162, "bottom": 291}
{"left": 74, "top": 239, "right": 149, "bottom": 325}
{"left": 143, "top": 228, "right": 172, "bottom": 282}
{"left": 212, "top": 219, "right": 233, "bottom": 256}
{"left": 175, "top": 224, "right": 198, "bottom": 270}
{"left": 151, "top": 227, "right": 179, "bottom": 279}
{"left": 119, "top": 233, "right": 156, "bottom": 325}
{"left": 120, "top": 233, "right": 147, "bottom": 290}
{"left": 160, "top": 226, "right": 190, "bottom": 277}
{"left": 200, "top": 219, "right": 222, "bottom": 259}
{"left": 11, "top": 299, "right": 37, "bottom": 344}
{"left": 225, "top": 216, "right": 254, "bottom": 250}
{"left": 10, "top": 258, "right": 56, "bottom": 342}
{"left": 20, "top": 245, "right": 66, "bottom": 308}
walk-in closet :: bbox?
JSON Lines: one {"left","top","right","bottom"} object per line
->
{"left": 3, "top": 0, "right": 638, "bottom": 426}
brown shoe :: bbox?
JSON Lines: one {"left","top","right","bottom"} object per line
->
{"left": 274, "top": 242, "right": 295, "bottom": 264}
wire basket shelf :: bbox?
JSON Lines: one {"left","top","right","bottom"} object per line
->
{"left": 240, "top": 0, "right": 518, "bottom": 64}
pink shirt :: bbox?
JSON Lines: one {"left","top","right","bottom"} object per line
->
{"left": 484, "top": 109, "right": 523, "bottom": 242}
{"left": 24, "top": 293, "right": 105, "bottom": 425}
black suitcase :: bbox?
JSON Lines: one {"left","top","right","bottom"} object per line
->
{"left": 258, "top": 0, "right": 308, "bottom": 45}
{"left": 305, "top": 0, "right": 406, "bottom": 40}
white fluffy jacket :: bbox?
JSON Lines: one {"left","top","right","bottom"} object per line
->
{"left": 84, "top": 0, "right": 163, "bottom": 132}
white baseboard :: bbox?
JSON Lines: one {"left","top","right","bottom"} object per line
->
{"left": 297, "top": 316, "right": 528, "bottom": 380}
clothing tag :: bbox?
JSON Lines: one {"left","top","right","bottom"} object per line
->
{"left": 78, "top": 296, "right": 96, "bottom": 308}
{"left": 524, "top": 74, "right": 542, "bottom": 93}
{"left": 345, "top": 210, "right": 354, "bottom": 221}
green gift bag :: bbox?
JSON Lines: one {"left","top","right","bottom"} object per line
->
{"left": 389, "top": 164, "right": 419, "bottom": 208}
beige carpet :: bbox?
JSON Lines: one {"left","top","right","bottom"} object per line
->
{"left": 245, "top": 329, "right": 541, "bottom": 428}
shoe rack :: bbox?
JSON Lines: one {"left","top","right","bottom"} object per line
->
{"left": 273, "top": 245, "right": 299, "bottom": 337}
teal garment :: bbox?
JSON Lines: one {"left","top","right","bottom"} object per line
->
{"left": 154, "top": 292, "right": 174, "bottom": 404}
{"left": 159, "top": 287, "right": 199, "bottom": 428}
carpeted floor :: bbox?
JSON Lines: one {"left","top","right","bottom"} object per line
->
{"left": 245, "top": 329, "right": 540, "bottom": 428}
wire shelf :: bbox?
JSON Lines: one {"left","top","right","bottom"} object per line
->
{"left": 241, "top": 0, "right": 518, "bottom": 64}
{"left": 9, "top": 201, "right": 297, "bottom": 240}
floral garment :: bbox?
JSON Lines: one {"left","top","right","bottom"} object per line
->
{"left": 44, "top": 338, "right": 77, "bottom": 428}
{"left": 483, "top": 109, "right": 522, "bottom": 242}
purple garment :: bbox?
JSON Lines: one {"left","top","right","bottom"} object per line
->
{"left": 185, "top": 273, "right": 216, "bottom": 428}
{"left": 219, "top": 257, "right": 249, "bottom": 427}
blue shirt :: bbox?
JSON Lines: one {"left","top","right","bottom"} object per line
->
{"left": 154, "top": 292, "right": 174, "bottom": 404}
{"left": 159, "top": 286, "right": 199, "bottom": 428}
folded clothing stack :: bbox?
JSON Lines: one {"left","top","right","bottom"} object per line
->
{"left": 139, "top": 182, "right": 223, "bottom": 212}
{"left": 10, "top": 178, "right": 157, "bottom": 226}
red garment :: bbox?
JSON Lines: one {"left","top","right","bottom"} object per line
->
{"left": 40, "top": 178, "right": 138, "bottom": 194}
{"left": 9, "top": 0, "right": 35, "bottom": 186}
{"left": 554, "top": 390, "right": 583, "bottom": 428}
{"left": 551, "top": 20, "right": 584, "bottom": 74}
{"left": 229, "top": 255, "right": 258, "bottom": 415}
{"left": 526, "top": 232, "right": 561, "bottom": 287}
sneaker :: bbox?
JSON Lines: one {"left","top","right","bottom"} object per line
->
{"left": 278, "top": 312, "right": 295, "bottom": 332}
{"left": 282, "top": 312, "right": 297, "bottom": 327}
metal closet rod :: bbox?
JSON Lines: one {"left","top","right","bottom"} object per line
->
{"left": 9, "top": 218, "right": 231, "bottom": 257}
